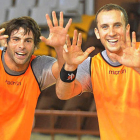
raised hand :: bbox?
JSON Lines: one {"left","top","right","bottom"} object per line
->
{"left": 0, "top": 28, "right": 8, "bottom": 46}
{"left": 109, "top": 29, "right": 140, "bottom": 69}
{"left": 40, "top": 11, "right": 72, "bottom": 48}
{"left": 63, "top": 30, "right": 95, "bottom": 69}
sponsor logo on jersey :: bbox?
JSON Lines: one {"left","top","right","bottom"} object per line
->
{"left": 5, "top": 80, "right": 21, "bottom": 85}
{"left": 109, "top": 69, "right": 126, "bottom": 75}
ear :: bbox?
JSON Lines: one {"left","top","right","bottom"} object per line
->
{"left": 126, "top": 24, "right": 130, "bottom": 32}
{"left": 94, "top": 28, "right": 100, "bottom": 39}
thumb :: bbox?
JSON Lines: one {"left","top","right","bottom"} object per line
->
{"left": 84, "top": 46, "right": 95, "bottom": 57}
{"left": 40, "top": 36, "right": 50, "bottom": 45}
{"left": 109, "top": 53, "right": 121, "bottom": 62}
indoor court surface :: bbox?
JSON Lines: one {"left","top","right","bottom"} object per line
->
{"left": 30, "top": 133, "right": 100, "bottom": 140}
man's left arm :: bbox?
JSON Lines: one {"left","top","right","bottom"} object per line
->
{"left": 40, "top": 11, "right": 72, "bottom": 79}
{"left": 109, "top": 31, "right": 140, "bottom": 74}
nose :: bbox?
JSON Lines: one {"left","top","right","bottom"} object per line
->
{"left": 19, "top": 40, "right": 25, "bottom": 49}
{"left": 108, "top": 27, "right": 116, "bottom": 36}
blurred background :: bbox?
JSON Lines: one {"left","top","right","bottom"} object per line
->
{"left": 1, "top": 0, "right": 140, "bottom": 140}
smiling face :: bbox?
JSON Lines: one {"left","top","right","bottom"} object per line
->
{"left": 4, "top": 27, "right": 35, "bottom": 71}
{"left": 95, "top": 10, "right": 130, "bottom": 55}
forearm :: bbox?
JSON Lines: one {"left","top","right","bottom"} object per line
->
{"left": 56, "top": 46, "right": 65, "bottom": 69}
{"left": 56, "top": 77, "right": 82, "bottom": 100}
{"left": 56, "top": 63, "right": 82, "bottom": 100}
{"left": 52, "top": 46, "right": 65, "bottom": 79}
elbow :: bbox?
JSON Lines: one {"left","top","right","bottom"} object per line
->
{"left": 57, "top": 94, "right": 69, "bottom": 100}
{"left": 56, "top": 89, "right": 71, "bottom": 100}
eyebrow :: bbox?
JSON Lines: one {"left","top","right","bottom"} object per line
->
{"left": 100, "top": 23, "right": 108, "bottom": 27}
{"left": 114, "top": 22, "right": 122, "bottom": 25}
{"left": 10, "top": 36, "right": 34, "bottom": 40}
{"left": 25, "top": 37, "right": 34, "bottom": 40}
{"left": 100, "top": 22, "right": 122, "bottom": 27}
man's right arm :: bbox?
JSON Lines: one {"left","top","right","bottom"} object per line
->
{"left": 56, "top": 30, "right": 94, "bottom": 100}
{"left": 56, "top": 64, "right": 82, "bottom": 100}
{"left": 56, "top": 57, "right": 92, "bottom": 100}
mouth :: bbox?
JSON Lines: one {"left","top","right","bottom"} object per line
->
{"left": 16, "top": 52, "right": 26, "bottom": 56}
{"left": 15, "top": 52, "right": 27, "bottom": 59}
{"left": 107, "top": 39, "right": 118, "bottom": 44}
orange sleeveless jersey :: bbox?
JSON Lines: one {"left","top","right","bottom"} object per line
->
{"left": 91, "top": 53, "right": 140, "bottom": 140}
{"left": 0, "top": 51, "right": 41, "bottom": 140}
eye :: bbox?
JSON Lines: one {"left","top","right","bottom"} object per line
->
{"left": 13, "top": 38, "right": 18, "bottom": 41}
{"left": 102, "top": 25, "right": 108, "bottom": 29}
{"left": 115, "top": 24, "right": 121, "bottom": 27}
{"left": 26, "top": 39, "right": 32, "bottom": 43}
{"left": 10, "top": 38, "right": 19, "bottom": 43}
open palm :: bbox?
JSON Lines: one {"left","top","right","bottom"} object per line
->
{"left": 63, "top": 30, "right": 95, "bottom": 66}
{"left": 109, "top": 31, "right": 140, "bottom": 68}
{"left": 40, "top": 11, "right": 72, "bottom": 48}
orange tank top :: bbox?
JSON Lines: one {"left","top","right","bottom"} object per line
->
{"left": 0, "top": 50, "right": 41, "bottom": 140}
{"left": 91, "top": 53, "right": 140, "bottom": 140}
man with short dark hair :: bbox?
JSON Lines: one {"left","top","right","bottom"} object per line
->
{"left": 56, "top": 4, "right": 140, "bottom": 140}
{"left": 0, "top": 11, "right": 72, "bottom": 140}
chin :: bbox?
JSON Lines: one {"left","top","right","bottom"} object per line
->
{"left": 108, "top": 46, "right": 121, "bottom": 53}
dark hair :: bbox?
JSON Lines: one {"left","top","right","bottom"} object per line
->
{"left": 0, "top": 21, "right": 8, "bottom": 29}
{"left": 4, "top": 16, "right": 41, "bottom": 48}
{"left": 95, "top": 3, "right": 128, "bottom": 27}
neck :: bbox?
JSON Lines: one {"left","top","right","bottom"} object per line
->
{"left": 106, "top": 49, "right": 122, "bottom": 62}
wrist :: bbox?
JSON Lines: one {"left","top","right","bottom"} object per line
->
{"left": 60, "top": 64, "right": 77, "bottom": 83}
{"left": 64, "top": 63, "right": 78, "bottom": 71}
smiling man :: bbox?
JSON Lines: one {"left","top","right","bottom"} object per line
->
{"left": 95, "top": 10, "right": 129, "bottom": 54}
{"left": 5, "top": 27, "right": 35, "bottom": 71}
{"left": 56, "top": 4, "right": 140, "bottom": 140}
{"left": 0, "top": 12, "right": 72, "bottom": 140}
